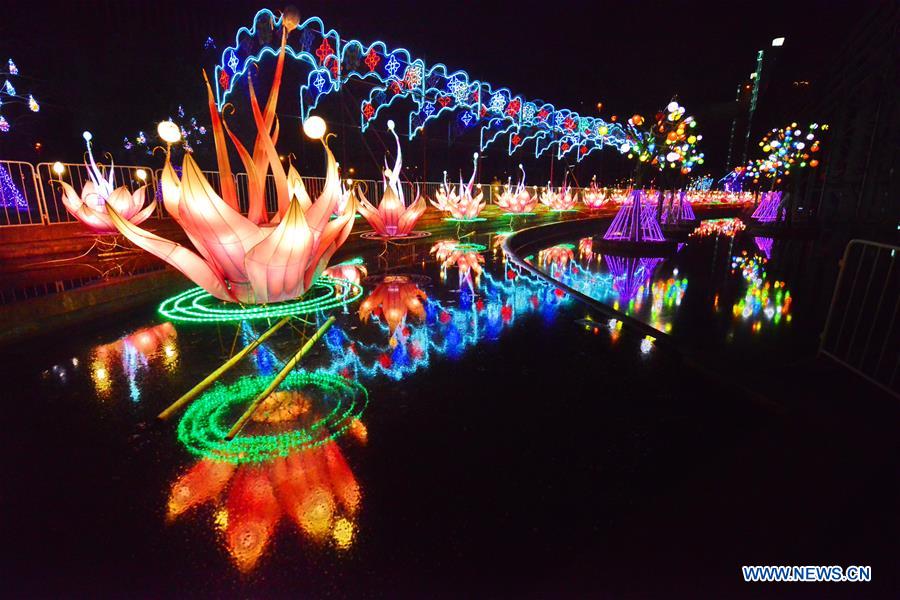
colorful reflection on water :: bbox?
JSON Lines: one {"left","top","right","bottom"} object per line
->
{"left": 168, "top": 436, "right": 364, "bottom": 572}
{"left": 729, "top": 251, "right": 793, "bottom": 331}
{"left": 538, "top": 242, "right": 688, "bottom": 335}
{"left": 42, "top": 225, "right": 803, "bottom": 578}
{"left": 324, "top": 268, "right": 568, "bottom": 381}
{"left": 124, "top": 238, "right": 568, "bottom": 572}
{"left": 88, "top": 322, "right": 179, "bottom": 401}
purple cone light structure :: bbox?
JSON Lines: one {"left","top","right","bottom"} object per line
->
{"left": 603, "top": 190, "right": 665, "bottom": 242}
{"left": 751, "top": 191, "right": 782, "bottom": 223}
{"left": 754, "top": 237, "right": 774, "bottom": 259}
{"left": 605, "top": 255, "right": 664, "bottom": 299}
{"left": 661, "top": 191, "right": 696, "bottom": 225}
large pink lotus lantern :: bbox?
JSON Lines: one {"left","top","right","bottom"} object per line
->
{"left": 496, "top": 164, "right": 538, "bottom": 214}
{"left": 429, "top": 153, "right": 485, "bottom": 220}
{"left": 540, "top": 177, "right": 578, "bottom": 211}
{"left": 582, "top": 176, "right": 606, "bottom": 209}
{"left": 356, "top": 120, "right": 427, "bottom": 237}
{"left": 56, "top": 132, "right": 156, "bottom": 233}
{"left": 107, "top": 26, "right": 357, "bottom": 304}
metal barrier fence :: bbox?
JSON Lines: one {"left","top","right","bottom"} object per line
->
{"left": 819, "top": 239, "right": 899, "bottom": 397}
{"left": 0, "top": 160, "right": 47, "bottom": 226}
{"left": 37, "top": 161, "right": 157, "bottom": 224}
{"left": 2, "top": 158, "right": 648, "bottom": 228}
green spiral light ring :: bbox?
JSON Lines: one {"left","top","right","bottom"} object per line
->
{"left": 158, "top": 277, "right": 364, "bottom": 323}
{"left": 177, "top": 370, "right": 368, "bottom": 464}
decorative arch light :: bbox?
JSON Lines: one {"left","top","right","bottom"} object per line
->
{"left": 215, "top": 8, "right": 627, "bottom": 158}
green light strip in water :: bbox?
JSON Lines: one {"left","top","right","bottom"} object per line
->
{"left": 177, "top": 370, "right": 368, "bottom": 464}
{"left": 158, "top": 278, "right": 363, "bottom": 323}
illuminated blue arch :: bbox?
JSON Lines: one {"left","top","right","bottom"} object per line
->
{"left": 408, "top": 65, "right": 482, "bottom": 138}
{"left": 216, "top": 9, "right": 626, "bottom": 159}
{"left": 215, "top": 11, "right": 340, "bottom": 109}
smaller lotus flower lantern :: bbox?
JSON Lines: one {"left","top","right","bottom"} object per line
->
{"left": 56, "top": 131, "right": 156, "bottom": 233}
{"left": 540, "top": 176, "right": 578, "bottom": 211}
{"left": 429, "top": 153, "right": 485, "bottom": 220}
{"left": 496, "top": 164, "right": 538, "bottom": 214}
{"left": 582, "top": 176, "right": 606, "bottom": 209}
{"left": 356, "top": 120, "right": 427, "bottom": 238}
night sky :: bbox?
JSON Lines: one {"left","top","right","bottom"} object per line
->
{"left": 0, "top": 0, "right": 877, "bottom": 184}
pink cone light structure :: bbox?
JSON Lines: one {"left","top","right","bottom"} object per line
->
{"left": 430, "top": 153, "right": 485, "bottom": 219}
{"left": 57, "top": 132, "right": 156, "bottom": 233}
{"left": 356, "top": 120, "right": 427, "bottom": 237}
{"left": 107, "top": 25, "right": 357, "bottom": 304}
{"left": 496, "top": 164, "right": 537, "bottom": 214}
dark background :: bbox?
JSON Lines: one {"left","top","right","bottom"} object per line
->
{"left": 0, "top": 0, "right": 880, "bottom": 184}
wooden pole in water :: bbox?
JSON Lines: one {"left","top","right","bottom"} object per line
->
{"left": 225, "top": 316, "right": 336, "bottom": 441}
{"left": 157, "top": 316, "right": 292, "bottom": 421}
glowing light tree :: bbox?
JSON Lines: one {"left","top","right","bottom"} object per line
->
{"left": 356, "top": 120, "right": 427, "bottom": 238}
{"left": 743, "top": 122, "right": 826, "bottom": 225}
{"left": 123, "top": 104, "right": 207, "bottom": 155}
{"left": 0, "top": 58, "right": 40, "bottom": 211}
{"left": 0, "top": 57, "right": 39, "bottom": 135}
{"left": 496, "top": 164, "right": 538, "bottom": 214}
{"left": 430, "top": 153, "right": 486, "bottom": 221}
{"left": 618, "top": 100, "right": 704, "bottom": 223}
{"left": 108, "top": 19, "right": 358, "bottom": 309}
{"left": 55, "top": 132, "right": 157, "bottom": 233}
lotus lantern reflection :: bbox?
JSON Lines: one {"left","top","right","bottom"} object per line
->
{"left": 496, "top": 164, "right": 537, "bottom": 214}
{"left": 57, "top": 132, "right": 156, "bottom": 233}
{"left": 538, "top": 244, "right": 575, "bottom": 273}
{"left": 323, "top": 259, "right": 367, "bottom": 286}
{"left": 356, "top": 120, "right": 427, "bottom": 237}
{"left": 358, "top": 275, "right": 428, "bottom": 346}
{"left": 168, "top": 438, "right": 362, "bottom": 572}
{"left": 429, "top": 153, "right": 485, "bottom": 220}
{"left": 107, "top": 29, "right": 357, "bottom": 304}
{"left": 431, "top": 239, "right": 484, "bottom": 286}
